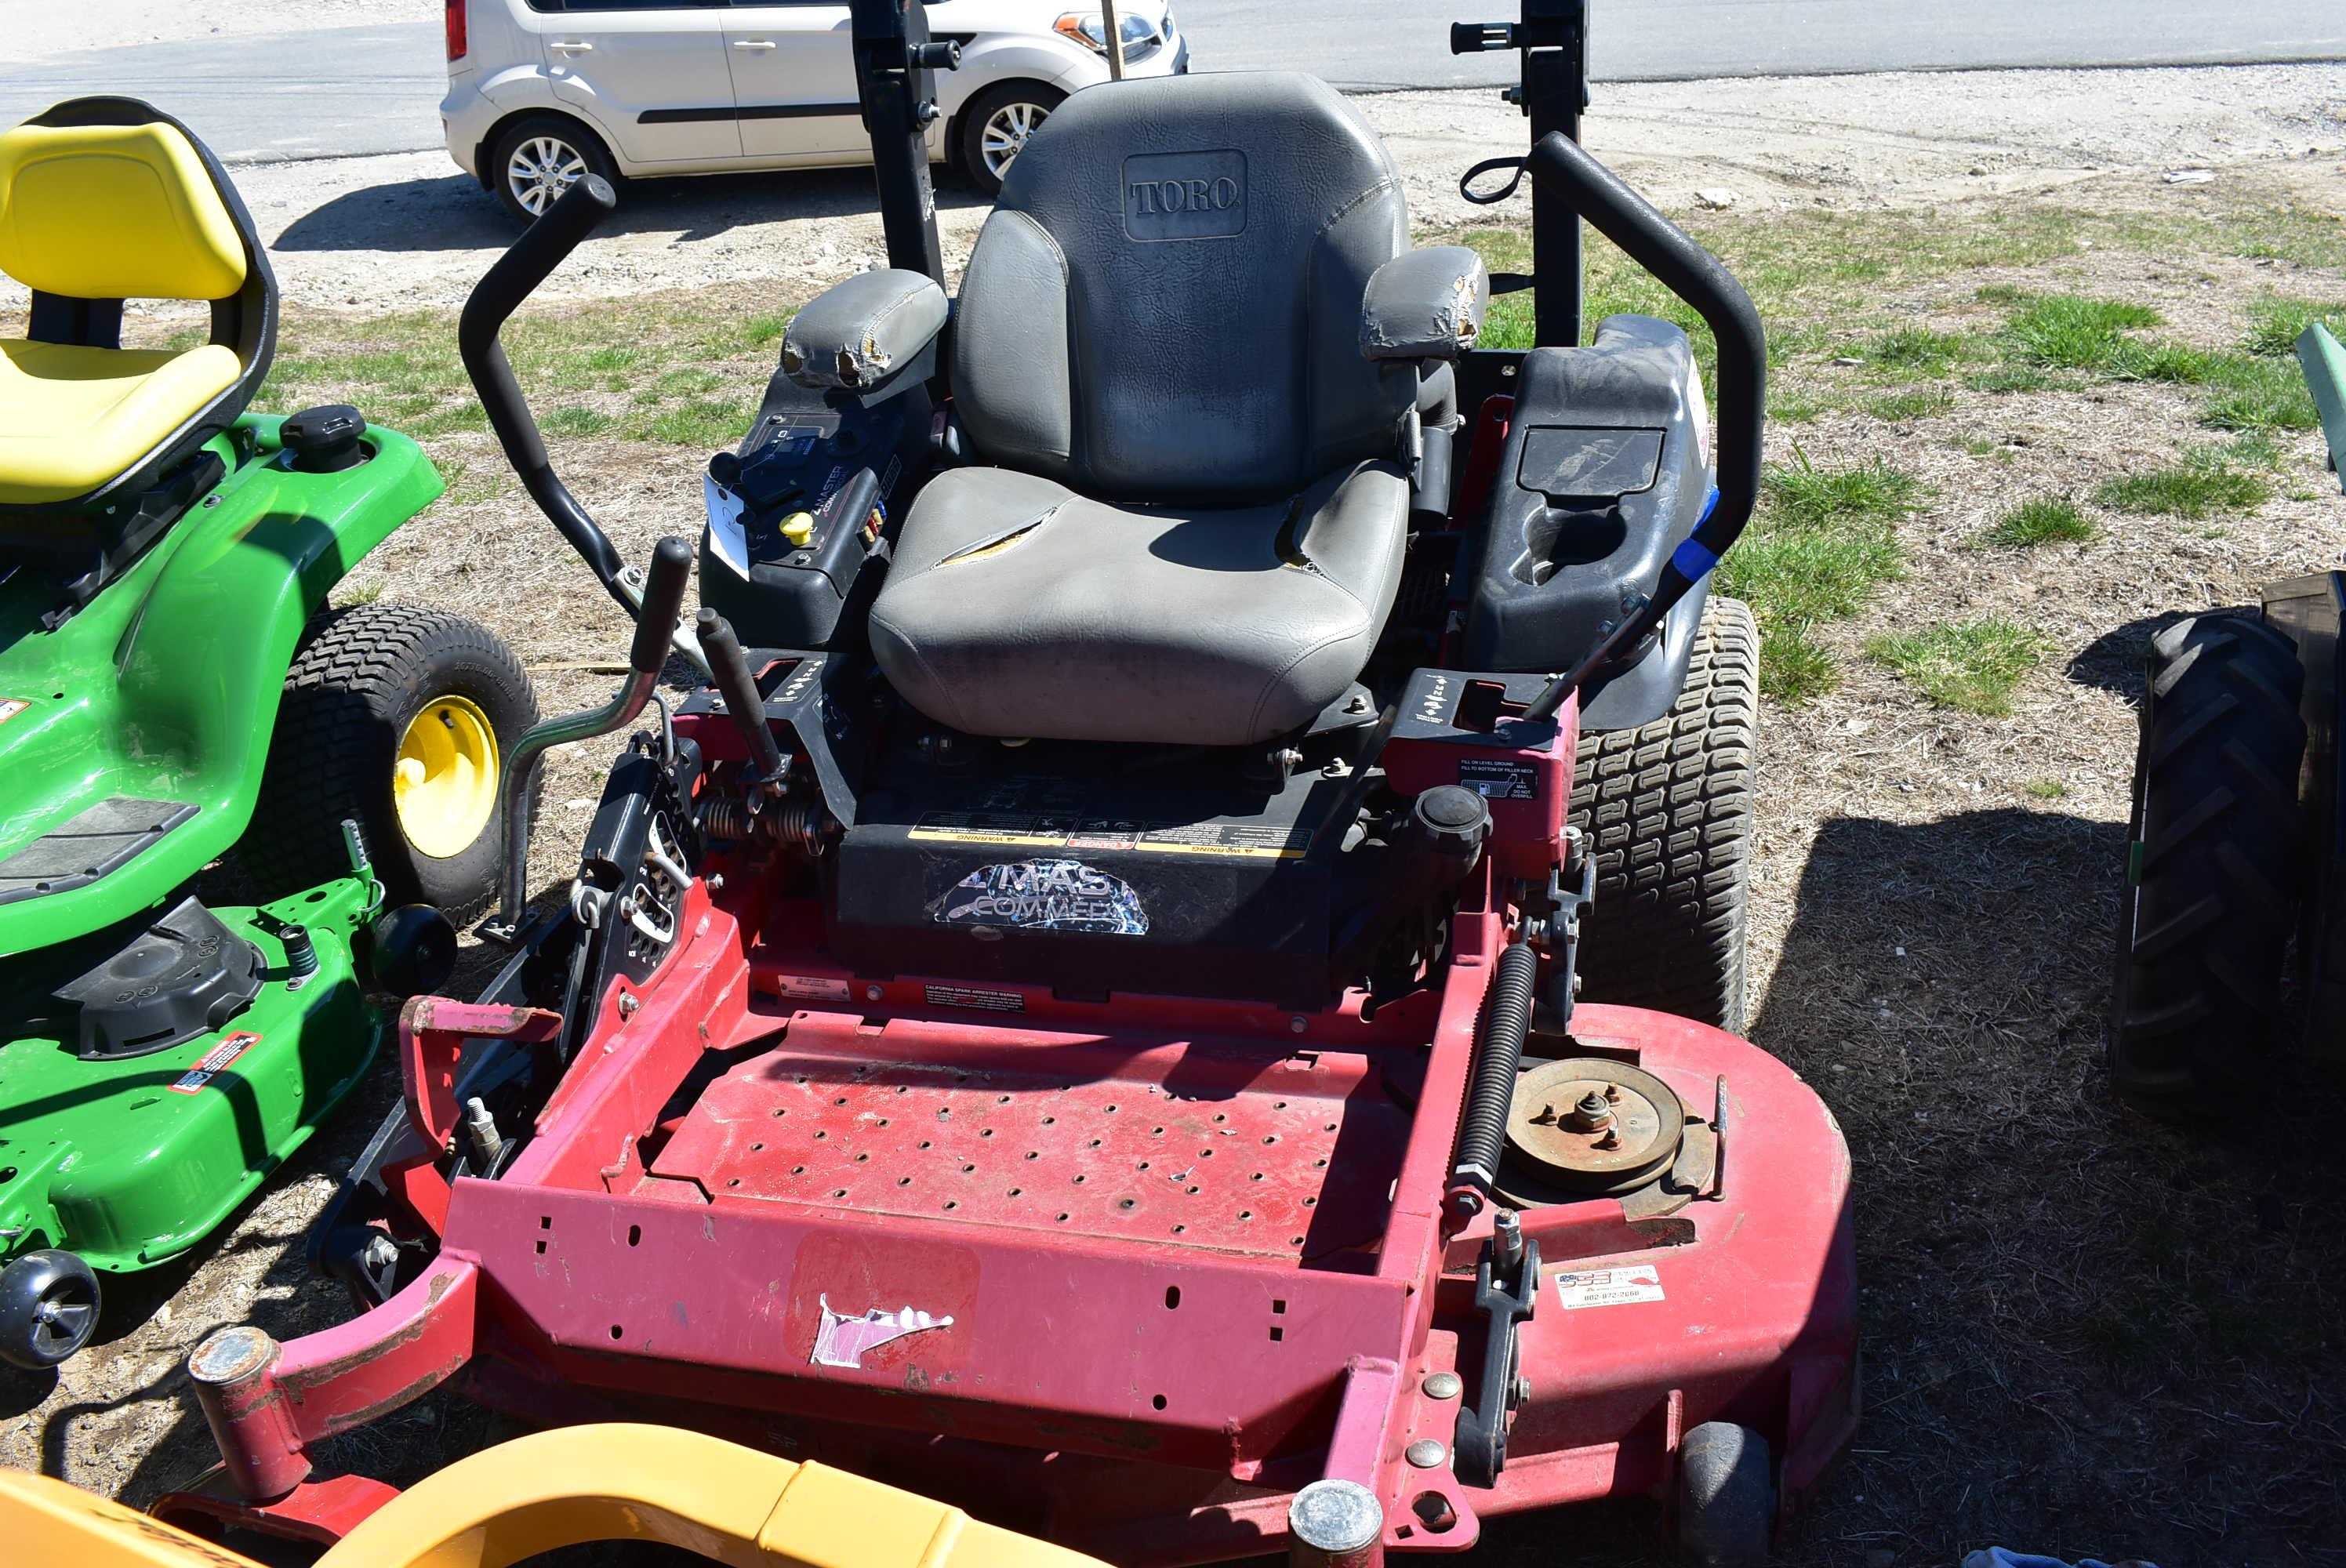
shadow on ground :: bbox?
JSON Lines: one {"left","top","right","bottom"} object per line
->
{"left": 276, "top": 165, "right": 997, "bottom": 254}
{"left": 1744, "top": 806, "right": 2346, "bottom": 1566}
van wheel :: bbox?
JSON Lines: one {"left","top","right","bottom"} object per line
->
{"left": 961, "top": 82, "right": 1065, "bottom": 196}
{"left": 490, "top": 114, "right": 618, "bottom": 223}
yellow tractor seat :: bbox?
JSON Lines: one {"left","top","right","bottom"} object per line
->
{"left": 0, "top": 98, "right": 275, "bottom": 519}
{"left": 0, "top": 340, "right": 241, "bottom": 506}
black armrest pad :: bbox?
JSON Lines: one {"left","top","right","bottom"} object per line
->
{"left": 1360, "top": 245, "right": 1490, "bottom": 361}
{"left": 782, "top": 269, "right": 950, "bottom": 392}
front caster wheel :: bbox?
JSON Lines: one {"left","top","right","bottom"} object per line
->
{"left": 1676, "top": 1421, "right": 1775, "bottom": 1567}
{"left": 0, "top": 1249, "right": 102, "bottom": 1369}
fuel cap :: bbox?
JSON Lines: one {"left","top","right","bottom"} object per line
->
{"left": 281, "top": 405, "right": 369, "bottom": 473}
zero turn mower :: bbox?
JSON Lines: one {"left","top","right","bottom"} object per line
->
{"left": 174, "top": 4, "right": 1856, "bottom": 1564}
{"left": 0, "top": 99, "right": 535, "bottom": 1368}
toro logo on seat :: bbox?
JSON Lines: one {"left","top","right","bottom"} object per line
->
{"left": 1122, "top": 150, "right": 1246, "bottom": 241}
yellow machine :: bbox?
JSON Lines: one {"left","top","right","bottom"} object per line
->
{"left": 1, "top": 1424, "right": 1110, "bottom": 1568}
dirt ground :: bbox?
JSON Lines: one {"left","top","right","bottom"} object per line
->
{"left": 5, "top": 53, "right": 2346, "bottom": 1568}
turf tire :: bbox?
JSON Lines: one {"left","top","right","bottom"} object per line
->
{"left": 1569, "top": 596, "right": 1758, "bottom": 1033}
{"left": 242, "top": 604, "right": 538, "bottom": 926}
{"left": 2108, "top": 611, "right": 2305, "bottom": 1116}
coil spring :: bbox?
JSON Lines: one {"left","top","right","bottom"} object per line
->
{"left": 699, "top": 794, "right": 830, "bottom": 856}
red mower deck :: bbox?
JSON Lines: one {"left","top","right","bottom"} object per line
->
{"left": 188, "top": 827, "right": 1854, "bottom": 1564}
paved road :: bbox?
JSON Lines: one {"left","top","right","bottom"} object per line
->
{"left": 2, "top": 2, "right": 2341, "bottom": 162}
{"left": 1186, "top": 0, "right": 2346, "bottom": 89}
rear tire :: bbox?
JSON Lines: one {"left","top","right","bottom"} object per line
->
{"left": 2109, "top": 611, "right": 2305, "bottom": 1116}
{"left": 488, "top": 113, "right": 618, "bottom": 224}
{"left": 242, "top": 604, "right": 538, "bottom": 927}
{"left": 1570, "top": 597, "right": 1758, "bottom": 1034}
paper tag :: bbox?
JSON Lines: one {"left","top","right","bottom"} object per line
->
{"left": 1552, "top": 1264, "right": 1665, "bottom": 1310}
{"left": 703, "top": 474, "right": 750, "bottom": 579}
{"left": 777, "top": 975, "right": 852, "bottom": 1001}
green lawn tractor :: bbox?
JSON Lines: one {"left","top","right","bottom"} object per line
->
{"left": 2110, "top": 322, "right": 2346, "bottom": 1113}
{"left": 0, "top": 98, "right": 536, "bottom": 1369}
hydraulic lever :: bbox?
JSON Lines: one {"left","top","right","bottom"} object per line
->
{"left": 693, "top": 608, "right": 788, "bottom": 790}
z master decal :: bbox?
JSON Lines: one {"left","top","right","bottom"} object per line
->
{"left": 933, "top": 858, "right": 1150, "bottom": 935}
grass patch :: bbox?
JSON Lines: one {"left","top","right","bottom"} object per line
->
{"left": 2196, "top": 351, "right": 2322, "bottom": 430}
{"left": 2024, "top": 778, "right": 2068, "bottom": 799}
{"left": 1864, "top": 387, "right": 1954, "bottom": 423}
{"left": 1964, "top": 363, "right": 2057, "bottom": 395}
{"left": 1716, "top": 450, "right": 1926, "bottom": 702}
{"left": 1985, "top": 496, "right": 2094, "bottom": 548}
{"left": 2095, "top": 449, "right": 2273, "bottom": 518}
{"left": 2239, "top": 294, "right": 2346, "bottom": 357}
{"left": 253, "top": 292, "right": 797, "bottom": 459}
{"left": 1866, "top": 617, "right": 2044, "bottom": 716}
{"left": 2003, "top": 293, "right": 2162, "bottom": 370}
{"left": 1867, "top": 325, "right": 1965, "bottom": 375}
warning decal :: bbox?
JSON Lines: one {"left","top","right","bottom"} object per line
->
{"left": 169, "top": 1032, "right": 261, "bottom": 1094}
{"left": 924, "top": 984, "right": 1025, "bottom": 1014}
{"left": 0, "top": 699, "right": 28, "bottom": 726}
{"left": 1458, "top": 757, "right": 1539, "bottom": 801}
{"left": 1552, "top": 1264, "right": 1665, "bottom": 1310}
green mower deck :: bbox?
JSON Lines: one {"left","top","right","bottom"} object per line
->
{"left": 0, "top": 870, "right": 383, "bottom": 1273}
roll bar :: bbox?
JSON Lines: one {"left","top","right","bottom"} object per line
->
{"left": 1516, "top": 130, "right": 1767, "bottom": 720}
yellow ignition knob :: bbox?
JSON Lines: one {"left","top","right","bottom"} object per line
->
{"left": 780, "top": 511, "right": 816, "bottom": 547}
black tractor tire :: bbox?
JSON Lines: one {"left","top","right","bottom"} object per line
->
{"left": 0, "top": 1249, "right": 101, "bottom": 1369}
{"left": 1675, "top": 1421, "right": 1775, "bottom": 1567}
{"left": 958, "top": 81, "right": 1066, "bottom": 196}
{"left": 242, "top": 604, "right": 539, "bottom": 927}
{"left": 1570, "top": 597, "right": 1759, "bottom": 1034}
{"left": 2109, "top": 611, "right": 2306, "bottom": 1116}
{"left": 488, "top": 113, "right": 619, "bottom": 225}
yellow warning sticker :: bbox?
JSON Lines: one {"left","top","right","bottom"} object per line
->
{"left": 909, "top": 813, "right": 1310, "bottom": 859}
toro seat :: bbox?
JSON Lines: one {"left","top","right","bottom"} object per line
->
{"left": 786, "top": 73, "right": 1485, "bottom": 747}
{"left": 0, "top": 98, "right": 274, "bottom": 522}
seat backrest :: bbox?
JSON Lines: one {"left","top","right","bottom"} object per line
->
{"left": 953, "top": 73, "right": 1413, "bottom": 506}
{"left": 0, "top": 119, "right": 246, "bottom": 303}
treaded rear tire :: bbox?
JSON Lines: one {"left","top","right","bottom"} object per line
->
{"left": 2109, "top": 611, "right": 2305, "bottom": 1116}
{"left": 1570, "top": 597, "right": 1758, "bottom": 1034}
{"left": 241, "top": 604, "right": 538, "bottom": 926}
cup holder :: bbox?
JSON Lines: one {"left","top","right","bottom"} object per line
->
{"left": 1509, "top": 504, "right": 1629, "bottom": 585}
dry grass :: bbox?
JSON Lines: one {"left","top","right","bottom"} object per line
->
{"left": 7, "top": 166, "right": 2346, "bottom": 1567}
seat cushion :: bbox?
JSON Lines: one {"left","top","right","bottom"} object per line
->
{"left": 0, "top": 340, "right": 239, "bottom": 506}
{"left": 872, "top": 462, "right": 1410, "bottom": 746}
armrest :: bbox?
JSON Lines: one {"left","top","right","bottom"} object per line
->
{"left": 781, "top": 269, "right": 949, "bottom": 394}
{"left": 1359, "top": 246, "right": 1489, "bottom": 361}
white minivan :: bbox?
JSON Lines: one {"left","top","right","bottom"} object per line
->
{"left": 440, "top": 0, "right": 1189, "bottom": 222}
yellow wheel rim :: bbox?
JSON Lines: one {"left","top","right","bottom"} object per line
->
{"left": 393, "top": 695, "right": 499, "bottom": 860}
